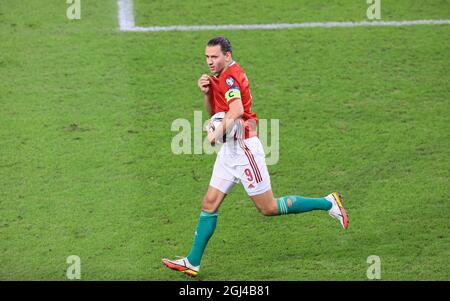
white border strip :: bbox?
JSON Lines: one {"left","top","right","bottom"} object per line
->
{"left": 118, "top": 0, "right": 450, "bottom": 32}
{"left": 117, "top": 0, "right": 136, "bottom": 31}
{"left": 129, "top": 20, "right": 450, "bottom": 32}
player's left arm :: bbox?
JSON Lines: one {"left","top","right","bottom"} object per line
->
{"left": 207, "top": 100, "right": 243, "bottom": 144}
{"left": 207, "top": 82, "right": 243, "bottom": 144}
{"left": 222, "top": 98, "right": 243, "bottom": 132}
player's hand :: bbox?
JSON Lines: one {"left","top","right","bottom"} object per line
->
{"left": 205, "top": 120, "right": 214, "bottom": 133}
{"left": 207, "top": 130, "right": 216, "bottom": 146}
{"left": 198, "top": 74, "right": 210, "bottom": 95}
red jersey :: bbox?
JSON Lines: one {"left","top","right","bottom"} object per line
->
{"left": 208, "top": 61, "right": 258, "bottom": 139}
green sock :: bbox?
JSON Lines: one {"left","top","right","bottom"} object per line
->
{"left": 186, "top": 211, "right": 218, "bottom": 267}
{"left": 276, "top": 196, "right": 332, "bottom": 215}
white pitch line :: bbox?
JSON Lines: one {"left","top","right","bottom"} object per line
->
{"left": 129, "top": 20, "right": 450, "bottom": 32}
{"left": 117, "top": 0, "right": 135, "bottom": 31}
{"left": 118, "top": 0, "right": 450, "bottom": 32}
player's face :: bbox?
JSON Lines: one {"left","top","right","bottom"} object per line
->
{"left": 205, "top": 45, "right": 231, "bottom": 75}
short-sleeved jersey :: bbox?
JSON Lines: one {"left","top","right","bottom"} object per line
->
{"left": 208, "top": 61, "right": 258, "bottom": 140}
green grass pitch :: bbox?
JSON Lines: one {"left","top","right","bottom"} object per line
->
{"left": 0, "top": 0, "right": 449, "bottom": 280}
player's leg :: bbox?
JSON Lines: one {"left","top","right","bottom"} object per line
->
{"left": 185, "top": 185, "right": 226, "bottom": 268}
{"left": 239, "top": 137, "right": 348, "bottom": 228}
{"left": 162, "top": 155, "right": 237, "bottom": 277}
{"left": 248, "top": 189, "right": 277, "bottom": 216}
{"left": 249, "top": 188, "right": 337, "bottom": 215}
{"left": 249, "top": 189, "right": 332, "bottom": 216}
{"left": 249, "top": 187, "right": 348, "bottom": 229}
{"left": 162, "top": 185, "right": 230, "bottom": 277}
{"left": 201, "top": 184, "right": 227, "bottom": 212}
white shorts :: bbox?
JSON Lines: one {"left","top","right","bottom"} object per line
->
{"left": 209, "top": 137, "right": 272, "bottom": 196}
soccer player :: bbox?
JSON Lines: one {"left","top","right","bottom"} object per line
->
{"left": 162, "top": 36, "right": 349, "bottom": 277}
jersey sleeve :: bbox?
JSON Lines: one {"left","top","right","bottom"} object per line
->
{"left": 224, "top": 76, "right": 242, "bottom": 105}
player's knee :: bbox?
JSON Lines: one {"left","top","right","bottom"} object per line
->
{"left": 258, "top": 204, "right": 278, "bottom": 216}
{"left": 201, "top": 195, "right": 220, "bottom": 212}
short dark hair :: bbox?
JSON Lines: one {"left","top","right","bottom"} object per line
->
{"left": 207, "top": 36, "right": 232, "bottom": 54}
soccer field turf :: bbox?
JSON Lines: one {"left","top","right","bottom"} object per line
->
{"left": 0, "top": 0, "right": 449, "bottom": 280}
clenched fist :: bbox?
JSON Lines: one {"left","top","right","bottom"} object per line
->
{"left": 198, "top": 74, "right": 210, "bottom": 95}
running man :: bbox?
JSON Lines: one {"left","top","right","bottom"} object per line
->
{"left": 162, "top": 36, "right": 349, "bottom": 277}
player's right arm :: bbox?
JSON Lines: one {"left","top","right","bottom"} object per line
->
{"left": 198, "top": 74, "right": 213, "bottom": 117}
